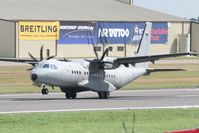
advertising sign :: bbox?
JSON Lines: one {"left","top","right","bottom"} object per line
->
{"left": 151, "top": 22, "right": 168, "bottom": 44}
{"left": 131, "top": 22, "right": 168, "bottom": 44}
{"left": 58, "top": 22, "right": 97, "bottom": 44}
{"left": 19, "top": 21, "right": 60, "bottom": 40}
{"left": 57, "top": 22, "right": 168, "bottom": 45}
{"left": 97, "top": 22, "right": 132, "bottom": 44}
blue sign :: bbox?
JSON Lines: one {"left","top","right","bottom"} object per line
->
{"left": 97, "top": 22, "right": 168, "bottom": 44}
{"left": 58, "top": 22, "right": 168, "bottom": 44}
{"left": 97, "top": 22, "right": 132, "bottom": 44}
{"left": 131, "top": 22, "right": 168, "bottom": 44}
{"left": 151, "top": 22, "right": 168, "bottom": 44}
{"left": 58, "top": 22, "right": 97, "bottom": 44}
{"left": 131, "top": 22, "right": 145, "bottom": 44}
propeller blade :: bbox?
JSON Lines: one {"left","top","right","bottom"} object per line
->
{"left": 100, "top": 48, "right": 109, "bottom": 61}
{"left": 28, "top": 52, "right": 38, "bottom": 62}
{"left": 46, "top": 55, "right": 55, "bottom": 60}
{"left": 26, "top": 67, "right": 33, "bottom": 71}
{"left": 40, "top": 45, "right": 44, "bottom": 61}
{"left": 93, "top": 45, "right": 99, "bottom": 59}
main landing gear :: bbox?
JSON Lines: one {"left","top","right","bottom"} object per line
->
{"left": 97, "top": 92, "right": 110, "bottom": 99}
{"left": 65, "top": 91, "right": 77, "bottom": 99}
{"left": 41, "top": 85, "right": 49, "bottom": 95}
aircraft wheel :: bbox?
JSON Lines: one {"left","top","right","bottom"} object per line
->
{"left": 41, "top": 88, "right": 49, "bottom": 95}
{"left": 71, "top": 92, "right": 77, "bottom": 99}
{"left": 98, "top": 92, "right": 109, "bottom": 99}
{"left": 65, "top": 91, "right": 77, "bottom": 99}
{"left": 65, "top": 92, "right": 71, "bottom": 99}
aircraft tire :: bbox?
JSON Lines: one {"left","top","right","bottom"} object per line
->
{"left": 98, "top": 92, "right": 109, "bottom": 99}
{"left": 41, "top": 88, "right": 48, "bottom": 95}
{"left": 65, "top": 91, "right": 77, "bottom": 99}
{"left": 71, "top": 92, "right": 77, "bottom": 99}
{"left": 65, "top": 92, "right": 71, "bottom": 99}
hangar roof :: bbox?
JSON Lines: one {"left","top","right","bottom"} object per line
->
{"left": 0, "top": 0, "right": 188, "bottom": 22}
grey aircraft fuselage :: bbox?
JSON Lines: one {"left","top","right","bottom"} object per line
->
{"left": 31, "top": 59, "right": 146, "bottom": 93}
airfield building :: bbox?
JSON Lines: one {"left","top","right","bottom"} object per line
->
{"left": 0, "top": 0, "right": 198, "bottom": 59}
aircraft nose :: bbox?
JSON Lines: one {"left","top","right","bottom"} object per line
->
{"left": 31, "top": 73, "right": 38, "bottom": 81}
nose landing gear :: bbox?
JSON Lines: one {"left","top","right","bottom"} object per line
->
{"left": 41, "top": 85, "right": 49, "bottom": 95}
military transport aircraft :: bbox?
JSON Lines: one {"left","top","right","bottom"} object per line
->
{"left": 0, "top": 22, "right": 195, "bottom": 99}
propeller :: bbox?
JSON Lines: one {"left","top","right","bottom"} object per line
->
{"left": 27, "top": 45, "right": 55, "bottom": 70}
{"left": 40, "top": 45, "right": 44, "bottom": 61}
{"left": 87, "top": 45, "right": 112, "bottom": 69}
{"left": 93, "top": 46, "right": 99, "bottom": 60}
{"left": 28, "top": 52, "right": 38, "bottom": 62}
{"left": 90, "top": 44, "right": 112, "bottom": 69}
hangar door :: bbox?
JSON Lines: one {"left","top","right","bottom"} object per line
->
{"left": 0, "top": 20, "right": 15, "bottom": 58}
{"left": 191, "top": 22, "right": 199, "bottom": 52}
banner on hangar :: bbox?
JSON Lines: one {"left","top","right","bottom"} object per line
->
{"left": 19, "top": 21, "right": 60, "bottom": 40}
{"left": 58, "top": 22, "right": 97, "bottom": 44}
{"left": 98, "top": 22, "right": 168, "bottom": 44}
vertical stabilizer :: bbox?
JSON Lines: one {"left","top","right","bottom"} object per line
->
{"left": 135, "top": 22, "right": 152, "bottom": 68}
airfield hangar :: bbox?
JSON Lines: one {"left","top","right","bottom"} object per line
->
{"left": 0, "top": 0, "right": 198, "bottom": 59}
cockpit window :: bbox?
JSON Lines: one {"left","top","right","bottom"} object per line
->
{"left": 42, "top": 64, "right": 58, "bottom": 70}
{"left": 50, "top": 64, "right": 54, "bottom": 69}
{"left": 50, "top": 64, "right": 58, "bottom": 70}
{"left": 43, "top": 64, "right": 49, "bottom": 68}
{"left": 53, "top": 64, "right": 58, "bottom": 70}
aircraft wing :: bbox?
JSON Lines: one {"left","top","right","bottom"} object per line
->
{"left": 0, "top": 58, "right": 37, "bottom": 66}
{"left": 113, "top": 52, "right": 195, "bottom": 68}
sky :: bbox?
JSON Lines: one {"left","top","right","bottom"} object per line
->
{"left": 134, "top": 0, "right": 198, "bottom": 19}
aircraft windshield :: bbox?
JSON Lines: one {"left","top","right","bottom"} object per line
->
{"left": 42, "top": 64, "right": 58, "bottom": 70}
{"left": 43, "top": 64, "right": 49, "bottom": 68}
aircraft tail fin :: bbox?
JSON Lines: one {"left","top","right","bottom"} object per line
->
{"left": 135, "top": 22, "right": 152, "bottom": 68}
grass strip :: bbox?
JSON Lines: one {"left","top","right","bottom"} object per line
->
{"left": 0, "top": 109, "right": 199, "bottom": 133}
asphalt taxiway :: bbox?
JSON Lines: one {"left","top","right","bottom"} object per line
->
{"left": 0, "top": 89, "right": 199, "bottom": 114}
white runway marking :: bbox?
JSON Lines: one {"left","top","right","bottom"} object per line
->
{"left": 0, "top": 105, "right": 199, "bottom": 114}
{"left": 0, "top": 88, "right": 198, "bottom": 97}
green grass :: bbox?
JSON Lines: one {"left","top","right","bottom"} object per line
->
{"left": 123, "top": 63, "right": 199, "bottom": 90}
{"left": 0, "top": 63, "right": 199, "bottom": 93}
{"left": 0, "top": 109, "right": 199, "bottom": 133}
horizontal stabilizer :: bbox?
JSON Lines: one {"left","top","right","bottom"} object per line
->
{"left": 145, "top": 68, "right": 186, "bottom": 75}
{"left": 147, "top": 68, "right": 186, "bottom": 73}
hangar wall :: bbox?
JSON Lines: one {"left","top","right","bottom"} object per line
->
{"left": 15, "top": 21, "right": 191, "bottom": 59}
{"left": 0, "top": 20, "right": 15, "bottom": 58}
{"left": 191, "top": 22, "right": 199, "bottom": 52}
